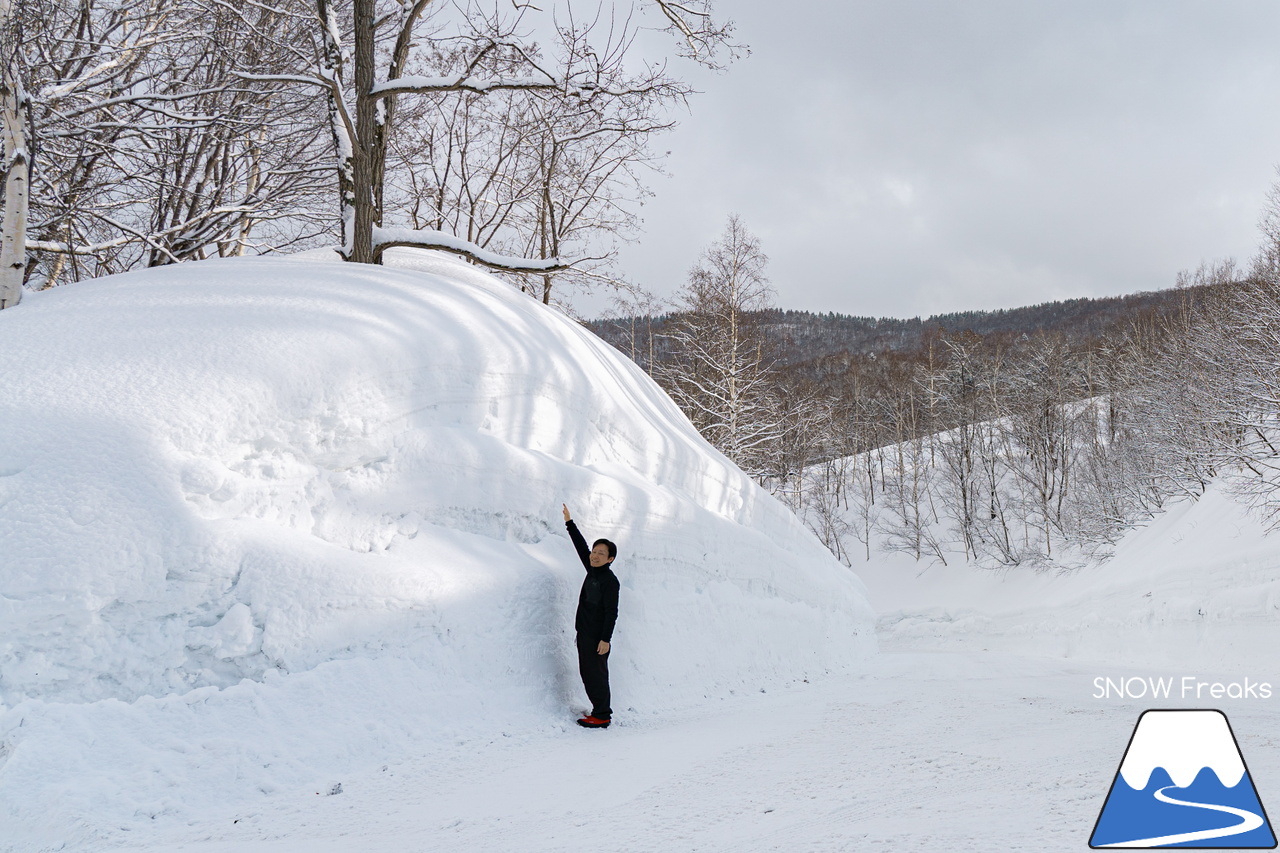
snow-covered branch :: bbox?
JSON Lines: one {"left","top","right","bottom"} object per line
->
{"left": 232, "top": 71, "right": 335, "bottom": 90}
{"left": 371, "top": 73, "right": 558, "bottom": 98}
{"left": 28, "top": 235, "right": 134, "bottom": 255}
{"left": 372, "top": 227, "right": 573, "bottom": 272}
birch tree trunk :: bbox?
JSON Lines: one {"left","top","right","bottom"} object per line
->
{"left": 0, "top": 0, "right": 25, "bottom": 309}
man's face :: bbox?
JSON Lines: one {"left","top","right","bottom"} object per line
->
{"left": 589, "top": 543, "right": 612, "bottom": 568}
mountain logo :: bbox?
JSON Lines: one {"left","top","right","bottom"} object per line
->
{"left": 1090, "top": 709, "right": 1277, "bottom": 848}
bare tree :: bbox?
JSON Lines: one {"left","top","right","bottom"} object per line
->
{"left": 1110, "top": 275, "right": 1235, "bottom": 507}
{"left": 18, "top": 0, "right": 330, "bottom": 287}
{"left": 875, "top": 377, "right": 946, "bottom": 564}
{"left": 842, "top": 382, "right": 884, "bottom": 562}
{"left": 1191, "top": 249, "right": 1280, "bottom": 523}
{"left": 654, "top": 215, "right": 785, "bottom": 478}
{"left": 600, "top": 279, "right": 667, "bottom": 369}
{"left": 999, "top": 334, "right": 1085, "bottom": 559}
{"left": 387, "top": 63, "right": 674, "bottom": 304}
{"left": 510, "top": 90, "right": 673, "bottom": 304}
{"left": 237, "top": 0, "right": 731, "bottom": 273}
{"left": 802, "top": 452, "right": 855, "bottom": 565}
{"left": 768, "top": 382, "right": 832, "bottom": 505}
{"left": 926, "top": 332, "right": 986, "bottom": 559}
{"left": 7, "top": 0, "right": 734, "bottom": 293}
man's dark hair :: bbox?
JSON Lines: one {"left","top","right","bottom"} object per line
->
{"left": 593, "top": 538, "right": 618, "bottom": 561}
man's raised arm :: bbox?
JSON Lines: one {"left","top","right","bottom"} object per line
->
{"left": 562, "top": 503, "right": 591, "bottom": 571}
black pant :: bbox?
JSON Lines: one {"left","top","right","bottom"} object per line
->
{"left": 576, "top": 633, "right": 611, "bottom": 719}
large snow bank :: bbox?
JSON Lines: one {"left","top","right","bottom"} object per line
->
{"left": 0, "top": 251, "right": 873, "bottom": 844}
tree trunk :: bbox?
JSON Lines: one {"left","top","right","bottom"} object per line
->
{"left": 0, "top": 0, "right": 25, "bottom": 308}
{"left": 349, "top": 0, "right": 377, "bottom": 263}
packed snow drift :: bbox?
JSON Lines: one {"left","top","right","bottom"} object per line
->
{"left": 0, "top": 250, "right": 874, "bottom": 846}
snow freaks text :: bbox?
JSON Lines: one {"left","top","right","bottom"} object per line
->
{"left": 1093, "top": 677, "right": 1273, "bottom": 701}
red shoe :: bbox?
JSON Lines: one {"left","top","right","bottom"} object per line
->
{"left": 576, "top": 715, "right": 611, "bottom": 728}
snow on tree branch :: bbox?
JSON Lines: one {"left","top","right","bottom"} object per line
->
{"left": 372, "top": 226, "right": 574, "bottom": 273}
{"left": 371, "top": 74, "right": 560, "bottom": 98}
{"left": 371, "top": 73, "right": 666, "bottom": 101}
{"left": 648, "top": 0, "right": 742, "bottom": 67}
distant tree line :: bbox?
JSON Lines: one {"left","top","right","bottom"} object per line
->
{"left": 596, "top": 202, "right": 1280, "bottom": 568}
{"left": 591, "top": 280, "right": 1225, "bottom": 378}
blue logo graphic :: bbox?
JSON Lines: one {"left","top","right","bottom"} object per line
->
{"left": 1091, "top": 709, "right": 1276, "bottom": 848}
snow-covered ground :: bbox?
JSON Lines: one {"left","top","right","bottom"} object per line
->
{"left": 0, "top": 252, "right": 872, "bottom": 851}
{"left": 3, "top": 252, "right": 1279, "bottom": 852}
{"left": 98, "top": 652, "right": 1280, "bottom": 853}
{"left": 866, "top": 481, "right": 1280, "bottom": 676}
{"left": 36, "top": 644, "right": 1280, "bottom": 853}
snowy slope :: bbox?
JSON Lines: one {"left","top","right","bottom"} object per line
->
{"left": 864, "top": 481, "right": 1280, "bottom": 673}
{"left": 0, "top": 251, "right": 874, "bottom": 848}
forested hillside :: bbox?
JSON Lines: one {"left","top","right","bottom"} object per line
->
{"left": 588, "top": 281, "right": 1224, "bottom": 373}
{"left": 587, "top": 253, "right": 1278, "bottom": 568}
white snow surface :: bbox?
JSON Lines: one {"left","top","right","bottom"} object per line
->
{"left": 0, "top": 251, "right": 873, "bottom": 848}
{"left": 1118, "top": 710, "right": 1246, "bottom": 790}
{"left": 865, "top": 481, "right": 1280, "bottom": 676}
{"left": 5, "top": 249, "right": 1280, "bottom": 852}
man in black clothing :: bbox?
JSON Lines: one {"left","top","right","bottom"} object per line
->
{"left": 561, "top": 503, "right": 619, "bottom": 729}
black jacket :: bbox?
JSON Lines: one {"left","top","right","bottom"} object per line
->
{"left": 567, "top": 519, "right": 620, "bottom": 642}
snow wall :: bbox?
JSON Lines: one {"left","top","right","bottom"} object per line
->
{"left": 0, "top": 251, "right": 874, "bottom": 838}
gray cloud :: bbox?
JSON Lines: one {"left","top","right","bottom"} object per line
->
{"left": 606, "top": 0, "right": 1280, "bottom": 318}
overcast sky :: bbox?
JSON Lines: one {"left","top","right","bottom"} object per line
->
{"left": 597, "top": 0, "right": 1280, "bottom": 319}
